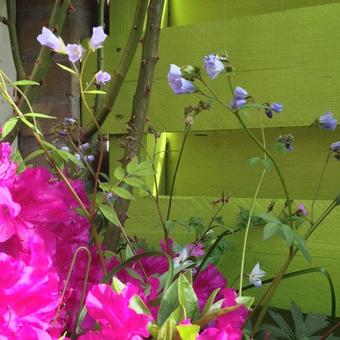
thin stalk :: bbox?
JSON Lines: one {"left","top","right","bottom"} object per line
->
{"left": 6, "top": 0, "right": 25, "bottom": 80}
{"left": 311, "top": 152, "right": 331, "bottom": 223}
{"left": 166, "top": 124, "right": 191, "bottom": 220}
{"left": 239, "top": 170, "right": 266, "bottom": 296}
{"left": 94, "top": 0, "right": 105, "bottom": 114}
{"left": 239, "top": 112, "right": 267, "bottom": 296}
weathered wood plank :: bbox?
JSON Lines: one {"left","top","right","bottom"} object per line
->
{"left": 164, "top": 127, "right": 340, "bottom": 199}
{"left": 169, "top": 0, "right": 340, "bottom": 26}
{"left": 124, "top": 195, "right": 340, "bottom": 315}
{"left": 83, "top": 3, "right": 340, "bottom": 133}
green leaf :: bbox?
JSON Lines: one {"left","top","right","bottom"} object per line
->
{"left": 98, "top": 203, "right": 120, "bottom": 226}
{"left": 129, "top": 294, "right": 152, "bottom": 316}
{"left": 2, "top": 118, "right": 18, "bottom": 139}
{"left": 56, "top": 63, "right": 77, "bottom": 75}
{"left": 124, "top": 176, "right": 145, "bottom": 188}
{"left": 24, "top": 112, "right": 56, "bottom": 119}
{"left": 112, "top": 186, "right": 135, "bottom": 200}
{"left": 201, "top": 288, "right": 221, "bottom": 317}
{"left": 167, "top": 304, "right": 186, "bottom": 324}
{"left": 12, "top": 80, "right": 40, "bottom": 86}
{"left": 114, "top": 166, "right": 125, "bottom": 181}
{"left": 125, "top": 244, "right": 134, "bottom": 260}
{"left": 127, "top": 156, "right": 139, "bottom": 174}
{"left": 134, "top": 160, "right": 155, "bottom": 176}
{"left": 290, "top": 301, "right": 305, "bottom": 338}
{"left": 262, "top": 158, "right": 273, "bottom": 171}
{"left": 248, "top": 157, "right": 261, "bottom": 166}
{"left": 157, "top": 319, "right": 176, "bottom": 340}
{"left": 268, "top": 310, "right": 295, "bottom": 338}
{"left": 176, "top": 324, "right": 200, "bottom": 340}
{"left": 236, "top": 296, "right": 255, "bottom": 310}
{"left": 294, "top": 234, "right": 312, "bottom": 263}
{"left": 304, "top": 313, "right": 329, "bottom": 336}
{"left": 83, "top": 90, "right": 107, "bottom": 95}
{"left": 263, "top": 222, "right": 279, "bottom": 240}
{"left": 24, "top": 149, "right": 45, "bottom": 162}
{"left": 99, "top": 182, "right": 112, "bottom": 192}
{"left": 12, "top": 149, "right": 25, "bottom": 172}
{"left": 111, "top": 276, "right": 126, "bottom": 293}
{"left": 178, "top": 273, "right": 199, "bottom": 321}
{"left": 282, "top": 224, "right": 294, "bottom": 247}
{"left": 158, "top": 279, "right": 179, "bottom": 325}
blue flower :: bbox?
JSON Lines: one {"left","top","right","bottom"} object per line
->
{"left": 330, "top": 141, "right": 340, "bottom": 152}
{"left": 95, "top": 70, "right": 111, "bottom": 85}
{"left": 66, "top": 43, "right": 84, "bottom": 63}
{"left": 319, "top": 112, "right": 337, "bottom": 130}
{"left": 167, "top": 64, "right": 195, "bottom": 94}
{"left": 235, "top": 86, "right": 249, "bottom": 99}
{"left": 266, "top": 103, "right": 283, "bottom": 118}
{"left": 203, "top": 54, "right": 224, "bottom": 79}
{"left": 249, "top": 262, "right": 266, "bottom": 287}
{"left": 89, "top": 26, "right": 107, "bottom": 50}
{"left": 37, "top": 27, "right": 65, "bottom": 53}
{"left": 230, "top": 98, "right": 246, "bottom": 110}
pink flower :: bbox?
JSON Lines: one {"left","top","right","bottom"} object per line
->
{"left": 198, "top": 326, "right": 242, "bottom": 340}
{"left": 216, "top": 288, "right": 248, "bottom": 330}
{"left": 0, "top": 248, "right": 59, "bottom": 339}
{"left": 188, "top": 242, "right": 205, "bottom": 256}
{"left": 0, "top": 143, "right": 17, "bottom": 188}
{"left": 79, "top": 283, "right": 153, "bottom": 340}
{"left": 193, "top": 264, "right": 227, "bottom": 310}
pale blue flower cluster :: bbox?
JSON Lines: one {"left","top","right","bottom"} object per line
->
{"left": 319, "top": 112, "right": 337, "bottom": 130}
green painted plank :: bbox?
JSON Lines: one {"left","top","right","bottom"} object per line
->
{"left": 83, "top": 3, "right": 340, "bottom": 133}
{"left": 169, "top": 0, "right": 340, "bottom": 26}
{"left": 124, "top": 195, "right": 340, "bottom": 315}
{"left": 164, "top": 127, "right": 340, "bottom": 199}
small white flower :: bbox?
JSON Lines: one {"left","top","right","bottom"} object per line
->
{"left": 249, "top": 262, "right": 266, "bottom": 287}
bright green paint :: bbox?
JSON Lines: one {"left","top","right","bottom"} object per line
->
{"left": 169, "top": 0, "right": 340, "bottom": 26}
{"left": 124, "top": 196, "right": 340, "bottom": 316}
{"left": 83, "top": 3, "right": 340, "bottom": 133}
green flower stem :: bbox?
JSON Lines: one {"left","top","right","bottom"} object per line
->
{"left": 239, "top": 112, "right": 267, "bottom": 296}
{"left": 84, "top": 0, "right": 149, "bottom": 138}
{"left": 239, "top": 169, "right": 266, "bottom": 297}
{"left": 94, "top": 0, "right": 105, "bottom": 114}
{"left": 166, "top": 124, "right": 191, "bottom": 220}
{"left": 4, "top": 0, "right": 71, "bottom": 143}
{"left": 242, "top": 267, "right": 336, "bottom": 318}
{"left": 311, "top": 152, "right": 331, "bottom": 223}
{"left": 6, "top": 0, "right": 25, "bottom": 81}
{"left": 199, "top": 77, "right": 294, "bottom": 228}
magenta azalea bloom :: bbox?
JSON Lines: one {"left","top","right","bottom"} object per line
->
{"left": 167, "top": 64, "right": 196, "bottom": 94}
{"left": 198, "top": 326, "right": 243, "bottom": 340}
{"left": 193, "top": 264, "right": 227, "bottom": 310}
{"left": 79, "top": 283, "right": 153, "bottom": 340}
{"left": 0, "top": 143, "right": 17, "bottom": 188}
{"left": 216, "top": 288, "right": 248, "bottom": 330}
{"left": 0, "top": 251, "right": 59, "bottom": 339}
{"left": 95, "top": 70, "right": 111, "bottom": 85}
{"left": 89, "top": 26, "right": 107, "bottom": 49}
{"left": 37, "top": 27, "right": 65, "bottom": 53}
{"left": 66, "top": 43, "right": 84, "bottom": 63}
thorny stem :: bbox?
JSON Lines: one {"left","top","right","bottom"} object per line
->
{"left": 311, "top": 151, "right": 331, "bottom": 223}
{"left": 84, "top": 0, "right": 149, "bottom": 137}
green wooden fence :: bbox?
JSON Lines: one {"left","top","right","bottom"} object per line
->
{"left": 84, "top": 0, "right": 340, "bottom": 316}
